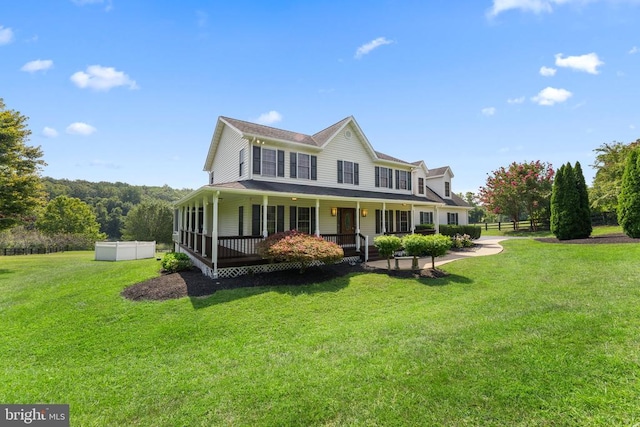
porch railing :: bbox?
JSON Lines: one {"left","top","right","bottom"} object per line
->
{"left": 218, "top": 236, "right": 264, "bottom": 259}
{"left": 320, "top": 233, "right": 357, "bottom": 247}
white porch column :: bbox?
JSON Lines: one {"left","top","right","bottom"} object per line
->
{"left": 315, "top": 199, "right": 320, "bottom": 237}
{"left": 177, "top": 206, "right": 183, "bottom": 244}
{"left": 186, "top": 204, "right": 192, "bottom": 248}
{"left": 355, "top": 201, "right": 361, "bottom": 251}
{"left": 435, "top": 206, "right": 440, "bottom": 234}
{"left": 212, "top": 191, "right": 219, "bottom": 279}
{"left": 195, "top": 200, "right": 201, "bottom": 252}
{"left": 202, "top": 197, "right": 209, "bottom": 257}
{"left": 411, "top": 204, "right": 415, "bottom": 233}
{"left": 262, "top": 195, "right": 268, "bottom": 238}
{"left": 382, "top": 202, "right": 387, "bottom": 234}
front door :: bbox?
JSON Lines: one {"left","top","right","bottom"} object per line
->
{"left": 338, "top": 208, "right": 356, "bottom": 246}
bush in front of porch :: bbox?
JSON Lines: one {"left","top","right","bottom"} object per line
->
{"left": 256, "top": 230, "right": 344, "bottom": 273}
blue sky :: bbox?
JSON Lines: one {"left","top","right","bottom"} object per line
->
{"left": 2, "top": 0, "right": 639, "bottom": 194}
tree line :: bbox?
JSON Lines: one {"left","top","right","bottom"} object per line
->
{"left": 1, "top": 98, "right": 191, "bottom": 250}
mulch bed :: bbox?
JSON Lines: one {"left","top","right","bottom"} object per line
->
{"left": 122, "top": 233, "right": 637, "bottom": 301}
{"left": 121, "top": 262, "right": 449, "bottom": 301}
{"left": 535, "top": 233, "right": 639, "bottom": 244}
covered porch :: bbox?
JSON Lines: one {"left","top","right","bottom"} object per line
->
{"left": 173, "top": 181, "right": 444, "bottom": 278}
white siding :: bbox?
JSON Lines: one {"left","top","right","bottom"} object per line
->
{"left": 210, "top": 126, "right": 247, "bottom": 184}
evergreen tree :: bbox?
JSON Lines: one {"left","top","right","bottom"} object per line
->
{"left": 618, "top": 148, "right": 640, "bottom": 238}
{"left": 551, "top": 163, "right": 580, "bottom": 240}
{"left": 574, "top": 162, "right": 592, "bottom": 238}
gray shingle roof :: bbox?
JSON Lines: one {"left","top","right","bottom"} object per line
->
{"left": 426, "top": 166, "right": 450, "bottom": 177}
{"left": 211, "top": 180, "right": 445, "bottom": 204}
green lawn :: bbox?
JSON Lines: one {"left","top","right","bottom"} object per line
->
{"left": 1, "top": 239, "right": 640, "bottom": 426}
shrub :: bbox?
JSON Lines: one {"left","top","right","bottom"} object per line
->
{"left": 439, "top": 225, "right": 481, "bottom": 240}
{"left": 257, "top": 231, "right": 344, "bottom": 272}
{"left": 402, "top": 234, "right": 452, "bottom": 271}
{"left": 373, "top": 235, "right": 403, "bottom": 271}
{"left": 451, "top": 234, "right": 474, "bottom": 249}
{"left": 415, "top": 223, "right": 435, "bottom": 230}
{"left": 161, "top": 252, "right": 192, "bottom": 273}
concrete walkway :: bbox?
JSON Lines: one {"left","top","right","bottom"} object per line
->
{"left": 366, "top": 237, "right": 509, "bottom": 270}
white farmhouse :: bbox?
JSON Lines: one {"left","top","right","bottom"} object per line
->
{"left": 173, "top": 116, "right": 471, "bottom": 278}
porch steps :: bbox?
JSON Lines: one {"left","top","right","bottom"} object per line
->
{"left": 343, "top": 246, "right": 383, "bottom": 262}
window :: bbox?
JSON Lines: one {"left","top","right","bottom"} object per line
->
{"left": 375, "top": 166, "right": 393, "bottom": 188}
{"left": 290, "top": 152, "right": 317, "bottom": 180}
{"left": 298, "top": 153, "right": 310, "bottom": 179}
{"left": 418, "top": 178, "right": 424, "bottom": 194}
{"left": 397, "top": 210, "right": 410, "bottom": 232}
{"left": 239, "top": 149, "right": 245, "bottom": 177}
{"left": 209, "top": 171, "right": 214, "bottom": 184}
{"left": 251, "top": 205, "right": 284, "bottom": 235}
{"left": 395, "top": 170, "right": 411, "bottom": 190}
{"left": 445, "top": 181, "right": 451, "bottom": 197}
{"left": 262, "top": 149, "right": 276, "bottom": 177}
{"left": 420, "top": 211, "right": 433, "bottom": 225}
{"left": 375, "top": 209, "right": 395, "bottom": 234}
{"left": 289, "top": 206, "right": 316, "bottom": 234}
{"left": 447, "top": 212, "right": 459, "bottom": 225}
{"left": 337, "top": 160, "right": 359, "bottom": 185}
{"left": 238, "top": 206, "right": 244, "bottom": 236}
{"left": 253, "top": 146, "right": 284, "bottom": 177}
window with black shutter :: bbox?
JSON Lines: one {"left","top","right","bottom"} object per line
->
{"left": 290, "top": 152, "right": 297, "bottom": 178}
{"left": 252, "top": 146, "right": 261, "bottom": 174}
{"left": 277, "top": 150, "right": 285, "bottom": 177}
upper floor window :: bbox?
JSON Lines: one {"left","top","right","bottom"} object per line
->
{"left": 418, "top": 177, "right": 424, "bottom": 194}
{"left": 209, "top": 171, "right": 214, "bottom": 184}
{"left": 290, "top": 152, "right": 318, "bottom": 180}
{"left": 337, "top": 160, "right": 359, "bottom": 185}
{"left": 253, "top": 146, "right": 284, "bottom": 178}
{"left": 395, "top": 170, "right": 412, "bottom": 191}
{"left": 375, "top": 166, "right": 393, "bottom": 188}
{"left": 445, "top": 181, "right": 451, "bottom": 197}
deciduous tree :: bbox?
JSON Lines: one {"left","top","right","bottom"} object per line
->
{"left": 590, "top": 140, "right": 640, "bottom": 212}
{"left": 0, "top": 98, "right": 46, "bottom": 231}
{"left": 122, "top": 200, "right": 174, "bottom": 243}
{"left": 36, "top": 195, "right": 105, "bottom": 247}
{"left": 479, "top": 161, "right": 554, "bottom": 230}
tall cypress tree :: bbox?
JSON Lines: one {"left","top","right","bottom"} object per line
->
{"left": 550, "top": 164, "right": 565, "bottom": 238}
{"left": 618, "top": 148, "right": 640, "bottom": 238}
{"left": 574, "top": 162, "right": 592, "bottom": 239}
{"left": 551, "top": 162, "right": 586, "bottom": 240}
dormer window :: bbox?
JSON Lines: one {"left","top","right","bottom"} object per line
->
{"left": 445, "top": 181, "right": 451, "bottom": 197}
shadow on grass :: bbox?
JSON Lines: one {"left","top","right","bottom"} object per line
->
{"left": 188, "top": 273, "right": 356, "bottom": 309}
{"left": 0, "top": 269, "right": 12, "bottom": 275}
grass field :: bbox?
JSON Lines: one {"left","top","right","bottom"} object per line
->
{"left": 1, "top": 236, "right": 640, "bottom": 425}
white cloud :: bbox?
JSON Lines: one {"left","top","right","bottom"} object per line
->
{"left": 481, "top": 107, "right": 496, "bottom": 116}
{"left": 0, "top": 25, "right": 14, "bottom": 45}
{"left": 629, "top": 46, "right": 639, "bottom": 54}
{"left": 21, "top": 59, "right": 53, "bottom": 73}
{"left": 507, "top": 96, "right": 525, "bottom": 104}
{"left": 70, "top": 65, "right": 138, "bottom": 91}
{"left": 66, "top": 122, "right": 97, "bottom": 135}
{"left": 488, "top": 0, "right": 639, "bottom": 17}
{"left": 488, "top": 0, "right": 555, "bottom": 17}
{"left": 531, "top": 87, "right": 573, "bottom": 106}
{"left": 354, "top": 37, "right": 393, "bottom": 59}
{"left": 539, "top": 66, "right": 557, "bottom": 76}
{"left": 42, "top": 127, "right": 58, "bottom": 138}
{"left": 71, "top": 0, "right": 112, "bottom": 10}
{"left": 554, "top": 52, "right": 604, "bottom": 74}
{"left": 256, "top": 111, "right": 283, "bottom": 125}
{"left": 630, "top": 124, "right": 636, "bottom": 129}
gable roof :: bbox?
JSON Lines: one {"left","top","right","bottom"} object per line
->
{"left": 204, "top": 115, "right": 416, "bottom": 170}
{"left": 426, "top": 166, "right": 453, "bottom": 178}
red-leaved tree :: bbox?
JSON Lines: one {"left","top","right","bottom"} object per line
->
{"left": 479, "top": 161, "right": 554, "bottom": 230}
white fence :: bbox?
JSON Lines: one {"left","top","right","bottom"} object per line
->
{"left": 95, "top": 241, "right": 156, "bottom": 261}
